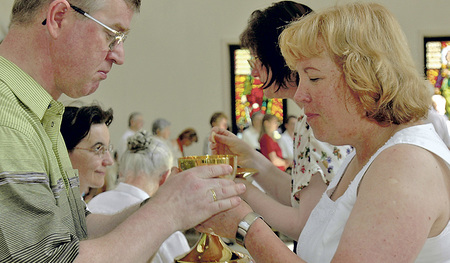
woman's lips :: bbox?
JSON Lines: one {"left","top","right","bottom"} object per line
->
{"left": 305, "top": 113, "right": 318, "bottom": 120}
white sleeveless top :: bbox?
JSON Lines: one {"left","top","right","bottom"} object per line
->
{"left": 297, "top": 124, "right": 450, "bottom": 263}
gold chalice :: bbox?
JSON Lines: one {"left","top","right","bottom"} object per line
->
{"left": 175, "top": 155, "right": 252, "bottom": 263}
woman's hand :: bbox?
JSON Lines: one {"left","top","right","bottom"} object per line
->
{"left": 210, "top": 127, "right": 259, "bottom": 168}
{"left": 196, "top": 201, "right": 253, "bottom": 238}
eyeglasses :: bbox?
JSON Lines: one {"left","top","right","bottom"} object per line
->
{"left": 42, "top": 4, "right": 127, "bottom": 51}
{"left": 75, "top": 144, "right": 114, "bottom": 156}
{"left": 247, "top": 56, "right": 259, "bottom": 69}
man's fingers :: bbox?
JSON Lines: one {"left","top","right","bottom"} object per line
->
{"left": 207, "top": 183, "right": 246, "bottom": 203}
{"left": 181, "top": 164, "right": 233, "bottom": 179}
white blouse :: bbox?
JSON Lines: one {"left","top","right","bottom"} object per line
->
{"left": 297, "top": 124, "right": 450, "bottom": 263}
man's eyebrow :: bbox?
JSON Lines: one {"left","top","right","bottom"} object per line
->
{"left": 112, "top": 23, "right": 130, "bottom": 33}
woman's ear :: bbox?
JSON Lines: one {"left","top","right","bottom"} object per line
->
{"left": 45, "top": 0, "right": 71, "bottom": 39}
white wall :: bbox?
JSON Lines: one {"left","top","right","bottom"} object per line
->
{"left": 3, "top": 0, "right": 450, "bottom": 156}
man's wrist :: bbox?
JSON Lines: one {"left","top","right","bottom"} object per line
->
{"left": 235, "top": 212, "right": 263, "bottom": 247}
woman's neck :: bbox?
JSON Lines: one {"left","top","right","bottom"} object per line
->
{"left": 124, "top": 174, "right": 159, "bottom": 197}
{"left": 352, "top": 122, "right": 413, "bottom": 166}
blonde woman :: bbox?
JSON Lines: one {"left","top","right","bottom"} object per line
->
{"left": 200, "top": 3, "right": 450, "bottom": 262}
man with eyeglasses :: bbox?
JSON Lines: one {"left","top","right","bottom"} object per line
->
{"left": 0, "top": 1, "right": 245, "bottom": 262}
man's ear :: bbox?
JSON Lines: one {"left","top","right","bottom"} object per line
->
{"left": 159, "top": 170, "right": 171, "bottom": 186}
{"left": 45, "top": 0, "right": 71, "bottom": 39}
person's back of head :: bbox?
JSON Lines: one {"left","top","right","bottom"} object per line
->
{"left": 128, "top": 112, "right": 144, "bottom": 131}
{"left": 240, "top": 1, "right": 312, "bottom": 91}
{"left": 178, "top": 128, "right": 198, "bottom": 143}
{"left": 61, "top": 103, "right": 114, "bottom": 152}
{"left": 152, "top": 118, "right": 171, "bottom": 138}
{"left": 280, "top": 2, "right": 429, "bottom": 125}
{"left": 119, "top": 130, "right": 173, "bottom": 187}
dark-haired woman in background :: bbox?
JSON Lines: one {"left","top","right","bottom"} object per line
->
{"left": 173, "top": 128, "right": 198, "bottom": 157}
{"left": 61, "top": 104, "right": 114, "bottom": 198}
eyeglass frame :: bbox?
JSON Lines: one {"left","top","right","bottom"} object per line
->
{"left": 74, "top": 144, "right": 114, "bottom": 156}
{"left": 42, "top": 4, "right": 127, "bottom": 51}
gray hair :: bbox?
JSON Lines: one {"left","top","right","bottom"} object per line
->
{"left": 119, "top": 130, "right": 173, "bottom": 181}
{"left": 152, "top": 118, "right": 171, "bottom": 135}
{"left": 128, "top": 112, "right": 142, "bottom": 127}
{"left": 10, "top": 0, "right": 141, "bottom": 26}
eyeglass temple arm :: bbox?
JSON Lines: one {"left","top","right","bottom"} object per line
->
{"left": 69, "top": 5, "right": 118, "bottom": 34}
{"left": 43, "top": 4, "right": 118, "bottom": 35}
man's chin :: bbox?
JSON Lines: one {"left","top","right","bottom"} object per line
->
{"left": 82, "top": 81, "right": 101, "bottom": 97}
{"left": 65, "top": 83, "right": 100, "bottom": 98}
{"left": 87, "top": 83, "right": 100, "bottom": 96}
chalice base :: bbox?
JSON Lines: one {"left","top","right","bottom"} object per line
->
{"left": 174, "top": 233, "right": 252, "bottom": 263}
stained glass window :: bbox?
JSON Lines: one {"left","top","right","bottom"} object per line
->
{"left": 229, "top": 45, "right": 286, "bottom": 134}
{"left": 425, "top": 37, "right": 450, "bottom": 117}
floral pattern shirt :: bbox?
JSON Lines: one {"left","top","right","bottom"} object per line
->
{"left": 291, "top": 108, "right": 354, "bottom": 207}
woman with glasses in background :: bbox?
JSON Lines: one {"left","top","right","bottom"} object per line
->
{"left": 61, "top": 104, "right": 114, "bottom": 199}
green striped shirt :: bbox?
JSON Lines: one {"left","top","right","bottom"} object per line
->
{"left": 0, "top": 56, "right": 88, "bottom": 262}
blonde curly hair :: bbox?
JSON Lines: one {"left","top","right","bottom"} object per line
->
{"left": 280, "top": 2, "right": 429, "bottom": 125}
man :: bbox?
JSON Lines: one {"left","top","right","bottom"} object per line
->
{"left": 117, "top": 111, "right": 144, "bottom": 158}
{"left": 0, "top": 1, "right": 244, "bottom": 262}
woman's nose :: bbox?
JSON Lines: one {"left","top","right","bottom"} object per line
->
{"left": 293, "top": 82, "right": 312, "bottom": 104}
{"left": 103, "top": 151, "right": 114, "bottom": 166}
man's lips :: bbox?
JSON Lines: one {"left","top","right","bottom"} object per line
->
{"left": 98, "top": 70, "right": 109, "bottom": 80}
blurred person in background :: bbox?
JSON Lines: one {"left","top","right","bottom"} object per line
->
{"left": 242, "top": 111, "right": 264, "bottom": 151}
{"left": 172, "top": 128, "right": 198, "bottom": 159}
{"left": 259, "top": 114, "right": 289, "bottom": 171}
{"left": 118, "top": 111, "right": 144, "bottom": 158}
{"left": 203, "top": 112, "right": 229, "bottom": 155}
{"left": 278, "top": 115, "right": 297, "bottom": 172}
{"left": 152, "top": 118, "right": 172, "bottom": 141}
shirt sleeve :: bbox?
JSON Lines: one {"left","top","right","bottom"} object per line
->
{"left": 0, "top": 127, "right": 80, "bottom": 262}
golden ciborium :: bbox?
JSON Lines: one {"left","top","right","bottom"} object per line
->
{"left": 175, "top": 155, "right": 252, "bottom": 263}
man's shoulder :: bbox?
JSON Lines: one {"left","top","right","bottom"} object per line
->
{"left": 0, "top": 83, "right": 38, "bottom": 135}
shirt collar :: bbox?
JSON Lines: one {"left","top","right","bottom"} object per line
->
{"left": 115, "top": 182, "right": 150, "bottom": 200}
{"left": 0, "top": 56, "right": 57, "bottom": 120}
